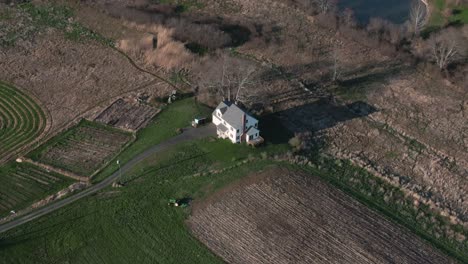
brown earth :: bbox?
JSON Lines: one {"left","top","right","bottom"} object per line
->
{"left": 94, "top": 98, "right": 160, "bottom": 131}
{"left": 0, "top": 4, "right": 173, "bottom": 155}
{"left": 185, "top": 0, "right": 468, "bottom": 227}
{"left": 33, "top": 124, "right": 133, "bottom": 177}
{"left": 189, "top": 167, "right": 455, "bottom": 264}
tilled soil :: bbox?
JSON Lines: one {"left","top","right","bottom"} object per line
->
{"left": 94, "top": 98, "right": 160, "bottom": 131}
{"left": 35, "top": 124, "right": 133, "bottom": 176}
{"left": 188, "top": 167, "right": 455, "bottom": 264}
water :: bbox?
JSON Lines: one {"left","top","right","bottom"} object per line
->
{"left": 337, "top": 0, "right": 412, "bottom": 24}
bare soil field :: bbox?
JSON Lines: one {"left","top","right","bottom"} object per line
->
{"left": 94, "top": 98, "right": 160, "bottom": 131}
{"left": 28, "top": 120, "right": 133, "bottom": 177}
{"left": 189, "top": 167, "right": 454, "bottom": 264}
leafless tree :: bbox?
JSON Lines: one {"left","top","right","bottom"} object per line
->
{"left": 314, "top": 0, "right": 336, "bottom": 14}
{"left": 426, "top": 28, "right": 466, "bottom": 70}
{"left": 331, "top": 45, "right": 342, "bottom": 82}
{"left": 340, "top": 8, "right": 357, "bottom": 28}
{"left": 409, "top": 0, "right": 427, "bottom": 35}
{"left": 194, "top": 54, "right": 265, "bottom": 108}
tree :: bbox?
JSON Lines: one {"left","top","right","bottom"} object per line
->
{"left": 409, "top": 0, "right": 427, "bottom": 35}
{"left": 426, "top": 28, "right": 466, "bottom": 70}
{"left": 331, "top": 45, "right": 342, "bottom": 82}
{"left": 314, "top": 0, "right": 336, "bottom": 14}
{"left": 194, "top": 54, "right": 266, "bottom": 108}
{"left": 341, "top": 8, "right": 357, "bottom": 28}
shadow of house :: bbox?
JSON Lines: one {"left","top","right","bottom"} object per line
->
{"left": 260, "top": 99, "right": 377, "bottom": 144}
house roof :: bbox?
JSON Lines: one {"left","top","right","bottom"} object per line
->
{"left": 214, "top": 101, "right": 256, "bottom": 129}
{"left": 217, "top": 123, "right": 228, "bottom": 133}
{"left": 246, "top": 126, "right": 259, "bottom": 136}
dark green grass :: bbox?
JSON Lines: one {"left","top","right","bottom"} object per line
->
{"left": 0, "top": 140, "right": 279, "bottom": 264}
{"left": 92, "top": 98, "right": 213, "bottom": 182}
{"left": 0, "top": 82, "right": 46, "bottom": 158}
{"left": 0, "top": 162, "right": 74, "bottom": 218}
{"left": 428, "top": 0, "right": 468, "bottom": 27}
{"left": 93, "top": 98, "right": 288, "bottom": 183}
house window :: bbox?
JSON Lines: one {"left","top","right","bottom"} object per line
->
{"left": 237, "top": 136, "right": 240, "bottom": 140}
{"left": 231, "top": 127, "right": 234, "bottom": 131}
{"left": 255, "top": 133, "right": 258, "bottom": 137}
{"left": 255, "top": 123, "right": 258, "bottom": 128}
{"left": 237, "top": 129, "right": 239, "bottom": 133}
{"left": 246, "top": 119, "right": 248, "bottom": 123}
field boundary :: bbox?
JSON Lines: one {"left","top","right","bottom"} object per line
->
{"left": 0, "top": 181, "right": 88, "bottom": 225}
{"left": 89, "top": 132, "right": 137, "bottom": 179}
{"left": 21, "top": 158, "right": 88, "bottom": 182}
{"left": 26, "top": 119, "right": 135, "bottom": 179}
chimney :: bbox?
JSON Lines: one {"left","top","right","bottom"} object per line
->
{"left": 241, "top": 112, "right": 246, "bottom": 141}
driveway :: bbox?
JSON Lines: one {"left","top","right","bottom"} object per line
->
{"left": 0, "top": 124, "right": 216, "bottom": 234}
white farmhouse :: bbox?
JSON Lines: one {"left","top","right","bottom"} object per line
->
{"left": 212, "top": 101, "right": 262, "bottom": 144}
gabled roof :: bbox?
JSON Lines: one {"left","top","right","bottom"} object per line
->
{"left": 246, "top": 126, "right": 259, "bottom": 136}
{"left": 214, "top": 101, "right": 256, "bottom": 129}
{"left": 217, "top": 123, "right": 228, "bottom": 132}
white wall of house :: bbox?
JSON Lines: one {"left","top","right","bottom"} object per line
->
{"left": 243, "top": 115, "right": 258, "bottom": 132}
{"left": 213, "top": 110, "right": 258, "bottom": 144}
{"left": 212, "top": 111, "right": 222, "bottom": 126}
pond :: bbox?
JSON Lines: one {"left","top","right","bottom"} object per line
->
{"left": 337, "top": 0, "right": 413, "bottom": 24}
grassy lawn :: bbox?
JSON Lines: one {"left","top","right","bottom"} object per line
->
{"left": 0, "top": 162, "right": 74, "bottom": 218}
{"left": 92, "top": 98, "right": 215, "bottom": 182}
{"left": 428, "top": 0, "right": 468, "bottom": 27}
{"left": 0, "top": 138, "right": 283, "bottom": 264}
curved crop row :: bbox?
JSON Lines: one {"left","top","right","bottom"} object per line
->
{"left": 0, "top": 82, "right": 47, "bottom": 162}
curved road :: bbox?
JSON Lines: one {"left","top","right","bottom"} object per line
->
{"left": 0, "top": 125, "right": 216, "bottom": 234}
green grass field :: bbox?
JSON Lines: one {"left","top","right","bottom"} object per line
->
{"left": 0, "top": 162, "right": 74, "bottom": 218}
{"left": 0, "top": 97, "right": 288, "bottom": 263}
{"left": 0, "top": 139, "right": 282, "bottom": 264}
{"left": 428, "top": 0, "right": 468, "bottom": 27}
{"left": 92, "top": 98, "right": 215, "bottom": 182}
{"left": 0, "top": 82, "right": 47, "bottom": 162}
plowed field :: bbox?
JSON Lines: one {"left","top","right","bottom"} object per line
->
{"left": 28, "top": 120, "right": 133, "bottom": 177}
{"left": 189, "top": 168, "right": 454, "bottom": 264}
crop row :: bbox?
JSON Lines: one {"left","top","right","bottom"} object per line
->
{"left": 0, "top": 163, "right": 74, "bottom": 217}
{"left": 0, "top": 83, "right": 47, "bottom": 162}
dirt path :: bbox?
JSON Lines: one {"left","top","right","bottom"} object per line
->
{"left": 0, "top": 124, "right": 216, "bottom": 234}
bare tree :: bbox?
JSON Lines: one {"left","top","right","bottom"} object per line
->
{"left": 194, "top": 54, "right": 265, "bottom": 108}
{"left": 409, "top": 0, "right": 427, "bottom": 35}
{"left": 426, "top": 28, "right": 466, "bottom": 70}
{"left": 340, "top": 8, "right": 357, "bottom": 28}
{"left": 314, "top": 0, "right": 336, "bottom": 14}
{"left": 331, "top": 45, "right": 342, "bottom": 82}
